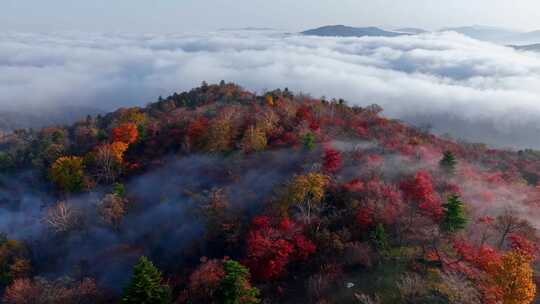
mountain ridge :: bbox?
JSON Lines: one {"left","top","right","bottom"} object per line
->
{"left": 301, "top": 25, "right": 406, "bottom": 37}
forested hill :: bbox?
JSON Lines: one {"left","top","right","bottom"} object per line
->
{"left": 0, "top": 82, "right": 539, "bottom": 303}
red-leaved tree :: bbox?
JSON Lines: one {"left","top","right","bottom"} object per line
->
{"left": 244, "top": 216, "right": 316, "bottom": 281}
{"left": 322, "top": 147, "right": 342, "bottom": 174}
{"left": 400, "top": 171, "right": 443, "bottom": 221}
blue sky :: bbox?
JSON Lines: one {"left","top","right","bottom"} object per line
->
{"left": 3, "top": 0, "right": 540, "bottom": 33}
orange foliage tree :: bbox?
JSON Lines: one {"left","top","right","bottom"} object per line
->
{"left": 493, "top": 251, "right": 536, "bottom": 304}
{"left": 452, "top": 235, "right": 537, "bottom": 304}
{"left": 112, "top": 123, "right": 139, "bottom": 144}
{"left": 492, "top": 235, "right": 536, "bottom": 304}
{"left": 110, "top": 142, "right": 129, "bottom": 162}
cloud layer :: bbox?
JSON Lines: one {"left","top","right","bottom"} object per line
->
{"left": 2, "top": 30, "right": 540, "bottom": 148}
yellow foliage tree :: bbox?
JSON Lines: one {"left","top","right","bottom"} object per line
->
{"left": 241, "top": 126, "right": 267, "bottom": 153}
{"left": 265, "top": 95, "right": 274, "bottom": 107}
{"left": 255, "top": 109, "right": 279, "bottom": 134}
{"left": 204, "top": 113, "right": 235, "bottom": 152}
{"left": 117, "top": 108, "right": 146, "bottom": 125}
{"left": 281, "top": 173, "right": 328, "bottom": 222}
{"left": 49, "top": 156, "right": 85, "bottom": 193}
{"left": 493, "top": 251, "right": 536, "bottom": 304}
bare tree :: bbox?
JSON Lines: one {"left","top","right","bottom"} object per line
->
{"left": 494, "top": 208, "right": 534, "bottom": 249}
{"left": 397, "top": 273, "right": 427, "bottom": 302}
{"left": 306, "top": 273, "right": 331, "bottom": 302}
{"left": 343, "top": 242, "right": 374, "bottom": 268}
{"left": 94, "top": 145, "right": 119, "bottom": 183}
{"left": 97, "top": 194, "right": 127, "bottom": 229}
{"left": 354, "top": 293, "right": 381, "bottom": 304}
{"left": 43, "top": 201, "right": 81, "bottom": 233}
{"left": 438, "top": 271, "right": 481, "bottom": 304}
{"left": 4, "top": 277, "right": 101, "bottom": 304}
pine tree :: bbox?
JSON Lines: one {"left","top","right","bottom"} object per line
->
{"left": 218, "top": 260, "right": 260, "bottom": 304}
{"left": 302, "top": 133, "right": 315, "bottom": 150}
{"left": 371, "top": 223, "right": 388, "bottom": 254}
{"left": 441, "top": 195, "right": 467, "bottom": 233}
{"left": 122, "top": 256, "right": 171, "bottom": 304}
{"left": 113, "top": 182, "right": 126, "bottom": 197}
{"left": 439, "top": 151, "right": 457, "bottom": 174}
{"left": 0, "top": 152, "right": 14, "bottom": 172}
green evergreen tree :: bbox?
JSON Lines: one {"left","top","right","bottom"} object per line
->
{"left": 371, "top": 223, "right": 388, "bottom": 254}
{"left": 122, "top": 256, "right": 171, "bottom": 304}
{"left": 439, "top": 151, "right": 457, "bottom": 174}
{"left": 137, "top": 124, "right": 147, "bottom": 142}
{"left": 0, "top": 152, "right": 14, "bottom": 172}
{"left": 218, "top": 260, "right": 260, "bottom": 304}
{"left": 96, "top": 129, "right": 108, "bottom": 141}
{"left": 441, "top": 195, "right": 467, "bottom": 233}
{"left": 113, "top": 182, "right": 126, "bottom": 197}
{"left": 302, "top": 133, "right": 315, "bottom": 150}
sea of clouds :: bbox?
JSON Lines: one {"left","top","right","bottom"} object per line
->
{"left": 2, "top": 29, "right": 540, "bottom": 148}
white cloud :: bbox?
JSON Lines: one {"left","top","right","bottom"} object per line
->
{"left": 2, "top": 30, "right": 540, "bottom": 148}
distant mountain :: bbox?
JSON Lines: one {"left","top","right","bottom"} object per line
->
{"left": 441, "top": 25, "right": 519, "bottom": 43}
{"left": 394, "top": 27, "right": 428, "bottom": 34}
{"left": 440, "top": 25, "right": 540, "bottom": 45}
{"left": 508, "top": 30, "right": 540, "bottom": 45}
{"left": 301, "top": 25, "right": 405, "bottom": 38}
{"left": 219, "top": 27, "right": 276, "bottom": 31}
{"left": 511, "top": 43, "right": 540, "bottom": 52}
{"left": 401, "top": 112, "right": 540, "bottom": 149}
{"left": 0, "top": 106, "right": 103, "bottom": 131}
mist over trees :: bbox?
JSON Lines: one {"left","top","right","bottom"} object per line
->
{"left": 1, "top": 82, "right": 540, "bottom": 303}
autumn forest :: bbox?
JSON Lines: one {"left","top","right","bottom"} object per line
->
{"left": 1, "top": 82, "right": 540, "bottom": 303}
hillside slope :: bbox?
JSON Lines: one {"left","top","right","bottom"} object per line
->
{"left": 441, "top": 25, "right": 519, "bottom": 43}
{"left": 0, "top": 82, "right": 539, "bottom": 303}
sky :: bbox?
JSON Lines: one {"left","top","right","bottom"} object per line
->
{"left": 3, "top": 0, "right": 540, "bottom": 33}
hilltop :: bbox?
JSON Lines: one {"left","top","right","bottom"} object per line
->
{"left": 0, "top": 82, "right": 539, "bottom": 303}
{"left": 301, "top": 25, "right": 405, "bottom": 37}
